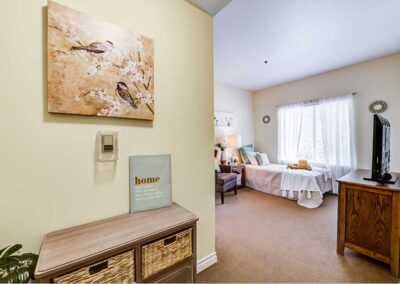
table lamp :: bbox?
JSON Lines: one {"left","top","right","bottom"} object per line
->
{"left": 227, "top": 135, "right": 242, "bottom": 164}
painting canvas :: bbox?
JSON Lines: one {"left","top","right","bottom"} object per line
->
{"left": 48, "top": 1, "right": 154, "bottom": 120}
{"left": 214, "top": 111, "right": 234, "bottom": 127}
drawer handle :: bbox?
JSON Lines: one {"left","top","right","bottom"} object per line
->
{"left": 89, "top": 261, "right": 108, "bottom": 274}
{"left": 164, "top": 235, "right": 177, "bottom": 246}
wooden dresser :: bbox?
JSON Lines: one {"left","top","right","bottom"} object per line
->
{"left": 337, "top": 170, "right": 400, "bottom": 277}
{"left": 34, "top": 203, "right": 198, "bottom": 283}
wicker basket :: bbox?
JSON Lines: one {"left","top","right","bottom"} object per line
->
{"left": 142, "top": 228, "right": 192, "bottom": 279}
{"left": 54, "top": 250, "right": 135, "bottom": 283}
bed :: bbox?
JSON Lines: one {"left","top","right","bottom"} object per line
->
{"left": 245, "top": 163, "right": 333, "bottom": 201}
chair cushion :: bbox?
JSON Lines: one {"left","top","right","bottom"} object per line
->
{"left": 217, "top": 172, "right": 237, "bottom": 186}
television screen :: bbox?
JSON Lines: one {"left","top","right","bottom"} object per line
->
{"left": 371, "top": 114, "right": 391, "bottom": 180}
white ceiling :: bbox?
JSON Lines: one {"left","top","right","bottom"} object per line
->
{"left": 186, "top": 0, "right": 232, "bottom": 16}
{"left": 214, "top": 0, "right": 400, "bottom": 91}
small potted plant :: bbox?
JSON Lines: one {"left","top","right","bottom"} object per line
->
{"left": 0, "top": 244, "right": 38, "bottom": 283}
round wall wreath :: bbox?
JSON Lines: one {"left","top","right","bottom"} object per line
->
{"left": 369, "top": 100, "right": 387, "bottom": 114}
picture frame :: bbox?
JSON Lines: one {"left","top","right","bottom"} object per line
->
{"left": 48, "top": 1, "right": 155, "bottom": 120}
{"left": 214, "top": 111, "right": 234, "bottom": 127}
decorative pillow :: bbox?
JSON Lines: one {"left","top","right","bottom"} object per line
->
{"left": 246, "top": 151, "right": 259, "bottom": 165}
{"left": 256, "top": 153, "right": 270, "bottom": 166}
{"left": 239, "top": 144, "right": 254, "bottom": 164}
{"left": 214, "top": 158, "right": 221, "bottom": 172}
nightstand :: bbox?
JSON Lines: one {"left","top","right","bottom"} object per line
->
{"left": 219, "top": 164, "right": 246, "bottom": 188}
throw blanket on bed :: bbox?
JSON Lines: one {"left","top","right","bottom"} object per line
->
{"left": 280, "top": 169, "right": 324, "bottom": 208}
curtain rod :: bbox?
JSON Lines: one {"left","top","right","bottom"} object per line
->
{"left": 275, "top": 92, "right": 357, "bottom": 109}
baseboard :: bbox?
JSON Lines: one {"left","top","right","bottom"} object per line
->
{"left": 197, "top": 252, "right": 218, "bottom": 273}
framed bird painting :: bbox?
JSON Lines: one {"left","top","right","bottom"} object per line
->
{"left": 47, "top": 1, "right": 154, "bottom": 120}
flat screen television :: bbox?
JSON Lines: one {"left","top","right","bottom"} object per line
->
{"left": 364, "top": 114, "right": 397, "bottom": 184}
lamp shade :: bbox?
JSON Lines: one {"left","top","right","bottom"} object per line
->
{"left": 227, "top": 135, "right": 242, "bottom": 149}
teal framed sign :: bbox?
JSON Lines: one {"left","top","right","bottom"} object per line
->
{"left": 129, "top": 155, "right": 172, "bottom": 213}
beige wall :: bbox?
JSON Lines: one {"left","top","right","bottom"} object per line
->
{"left": 0, "top": 0, "right": 215, "bottom": 260}
{"left": 214, "top": 82, "right": 254, "bottom": 145}
{"left": 253, "top": 54, "right": 400, "bottom": 172}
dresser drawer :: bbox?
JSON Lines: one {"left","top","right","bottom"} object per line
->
{"left": 54, "top": 250, "right": 135, "bottom": 283}
{"left": 142, "top": 228, "right": 192, "bottom": 279}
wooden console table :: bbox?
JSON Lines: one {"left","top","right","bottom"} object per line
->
{"left": 35, "top": 203, "right": 198, "bottom": 283}
{"left": 337, "top": 170, "right": 400, "bottom": 277}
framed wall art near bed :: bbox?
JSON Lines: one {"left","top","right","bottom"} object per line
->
{"left": 47, "top": 1, "right": 154, "bottom": 120}
{"left": 214, "top": 111, "right": 234, "bottom": 127}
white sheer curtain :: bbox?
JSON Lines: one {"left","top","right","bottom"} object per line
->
{"left": 277, "top": 94, "right": 356, "bottom": 194}
{"left": 277, "top": 103, "right": 303, "bottom": 164}
{"left": 319, "top": 94, "right": 356, "bottom": 193}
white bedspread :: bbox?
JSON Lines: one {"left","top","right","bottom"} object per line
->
{"left": 245, "top": 164, "right": 332, "bottom": 208}
{"left": 281, "top": 169, "right": 324, "bottom": 208}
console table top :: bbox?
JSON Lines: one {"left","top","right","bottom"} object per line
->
{"left": 337, "top": 169, "right": 400, "bottom": 191}
{"left": 34, "top": 203, "right": 198, "bottom": 279}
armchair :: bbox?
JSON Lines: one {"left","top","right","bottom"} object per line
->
{"left": 215, "top": 164, "right": 238, "bottom": 204}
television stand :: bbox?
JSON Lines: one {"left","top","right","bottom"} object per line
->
{"left": 338, "top": 169, "right": 400, "bottom": 278}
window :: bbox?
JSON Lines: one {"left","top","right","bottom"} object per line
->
{"left": 296, "top": 104, "right": 325, "bottom": 163}
{"left": 277, "top": 101, "right": 326, "bottom": 165}
{"left": 278, "top": 94, "right": 356, "bottom": 193}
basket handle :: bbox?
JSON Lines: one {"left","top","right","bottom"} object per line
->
{"left": 89, "top": 261, "right": 108, "bottom": 274}
{"left": 163, "top": 235, "right": 177, "bottom": 246}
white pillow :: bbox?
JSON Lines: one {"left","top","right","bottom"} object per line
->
{"left": 246, "top": 151, "right": 259, "bottom": 165}
{"left": 256, "top": 152, "right": 270, "bottom": 166}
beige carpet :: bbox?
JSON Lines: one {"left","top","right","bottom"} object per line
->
{"left": 198, "top": 188, "right": 398, "bottom": 283}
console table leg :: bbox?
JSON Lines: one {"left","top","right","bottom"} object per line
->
{"left": 337, "top": 184, "right": 346, "bottom": 255}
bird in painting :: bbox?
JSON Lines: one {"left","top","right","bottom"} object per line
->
{"left": 71, "top": 41, "right": 114, "bottom": 58}
{"left": 116, "top": 82, "right": 138, "bottom": 109}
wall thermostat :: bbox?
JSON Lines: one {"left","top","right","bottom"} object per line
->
{"left": 102, "top": 135, "right": 114, "bottom": 152}
{"left": 96, "top": 131, "right": 118, "bottom": 161}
